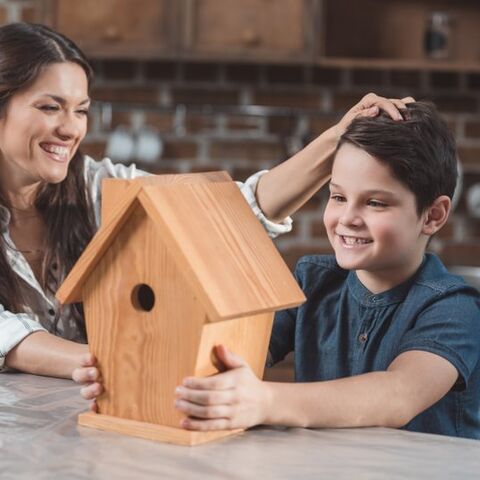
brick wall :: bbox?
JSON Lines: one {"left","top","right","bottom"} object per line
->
{"left": 2, "top": 0, "right": 480, "bottom": 270}
{"left": 83, "top": 61, "right": 480, "bottom": 270}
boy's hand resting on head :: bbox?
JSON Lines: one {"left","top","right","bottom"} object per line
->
{"left": 71, "top": 352, "right": 103, "bottom": 412}
{"left": 175, "top": 345, "right": 272, "bottom": 431}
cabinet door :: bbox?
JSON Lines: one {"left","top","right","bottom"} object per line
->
{"left": 181, "top": 0, "right": 315, "bottom": 62}
{"left": 45, "top": 0, "right": 176, "bottom": 58}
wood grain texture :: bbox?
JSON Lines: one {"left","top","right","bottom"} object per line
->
{"left": 58, "top": 172, "right": 232, "bottom": 303}
{"left": 56, "top": 181, "right": 142, "bottom": 304}
{"left": 101, "top": 171, "right": 231, "bottom": 226}
{"left": 83, "top": 206, "right": 206, "bottom": 427}
{"left": 78, "top": 412, "right": 243, "bottom": 446}
{"left": 139, "top": 182, "right": 305, "bottom": 320}
{"left": 53, "top": 0, "right": 172, "bottom": 53}
{"left": 183, "top": 0, "right": 311, "bottom": 58}
{"left": 194, "top": 313, "right": 273, "bottom": 378}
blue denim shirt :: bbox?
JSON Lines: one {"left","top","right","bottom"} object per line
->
{"left": 269, "top": 253, "right": 480, "bottom": 439}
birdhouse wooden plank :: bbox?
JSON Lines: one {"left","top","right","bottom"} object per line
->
{"left": 57, "top": 171, "right": 305, "bottom": 445}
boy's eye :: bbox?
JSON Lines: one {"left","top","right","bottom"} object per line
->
{"left": 368, "top": 199, "right": 388, "bottom": 208}
{"left": 76, "top": 109, "right": 89, "bottom": 116}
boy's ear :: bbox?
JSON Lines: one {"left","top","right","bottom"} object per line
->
{"left": 422, "top": 195, "right": 451, "bottom": 236}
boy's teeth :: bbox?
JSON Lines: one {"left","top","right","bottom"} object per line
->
{"left": 342, "top": 236, "right": 371, "bottom": 245}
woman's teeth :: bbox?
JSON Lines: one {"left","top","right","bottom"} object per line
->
{"left": 41, "top": 143, "right": 69, "bottom": 160}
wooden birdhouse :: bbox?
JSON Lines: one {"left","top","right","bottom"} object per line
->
{"left": 56, "top": 171, "right": 305, "bottom": 445}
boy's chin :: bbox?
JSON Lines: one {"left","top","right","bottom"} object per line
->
{"left": 334, "top": 254, "right": 367, "bottom": 271}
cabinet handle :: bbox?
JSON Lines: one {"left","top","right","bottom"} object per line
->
{"left": 102, "top": 26, "right": 121, "bottom": 42}
{"left": 241, "top": 29, "right": 261, "bottom": 47}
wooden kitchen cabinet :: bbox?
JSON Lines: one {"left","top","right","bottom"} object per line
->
{"left": 319, "top": 0, "right": 480, "bottom": 71}
{"left": 179, "top": 0, "right": 317, "bottom": 62}
{"left": 37, "top": 0, "right": 480, "bottom": 71}
{"left": 39, "top": 0, "right": 178, "bottom": 59}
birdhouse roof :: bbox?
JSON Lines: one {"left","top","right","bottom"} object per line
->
{"left": 56, "top": 173, "right": 305, "bottom": 321}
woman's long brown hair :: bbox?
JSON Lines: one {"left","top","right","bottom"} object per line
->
{"left": 0, "top": 23, "right": 97, "bottom": 335}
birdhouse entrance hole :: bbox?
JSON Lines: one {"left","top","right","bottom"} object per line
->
{"left": 132, "top": 284, "right": 155, "bottom": 312}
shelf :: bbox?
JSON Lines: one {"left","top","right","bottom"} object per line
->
{"left": 318, "top": 57, "right": 480, "bottom": 73}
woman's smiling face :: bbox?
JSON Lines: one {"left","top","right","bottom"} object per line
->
{"left": 0, "top": 61, "right": 89, "bottom": 191}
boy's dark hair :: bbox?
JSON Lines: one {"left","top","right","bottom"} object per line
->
{"left": 338, "top": 101, "right": 457, "bottom": 215}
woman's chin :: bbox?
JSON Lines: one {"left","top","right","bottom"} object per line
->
{"left": 40, "top": 165, "right": 70, "bottom": 184}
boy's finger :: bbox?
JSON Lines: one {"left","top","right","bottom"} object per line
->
{"left": 182, "top": 373, "right": 235, "bottom": 391}
{"left": 215, "top": 345, "right": 247, "bottom": 370}
{"left": 175, "top": 399, "right": 231, "bottom": 420}
{"left": 181, "top": 417, "right": 231, "bottom": 431}
{"left": 175, "top": 386, "right": 234, "bottom": 406}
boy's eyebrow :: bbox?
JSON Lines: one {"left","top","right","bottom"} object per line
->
{"left": 40, "top": 94, "right": 91, "bottom": 105}
{"left": 329, "top": 182, "right": 395, "bottom": 197}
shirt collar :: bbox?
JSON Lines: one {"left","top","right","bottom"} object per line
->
{"left": 346, "top": 257, "right": 427, "bottom": 307}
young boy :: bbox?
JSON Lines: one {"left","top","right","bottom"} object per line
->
{"left": 174, "top": 102, "right": 480, "bottom": 439}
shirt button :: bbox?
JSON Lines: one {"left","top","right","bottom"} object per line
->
{"left": 48, "top": 309, "right": 55, "bottom": 316}
{"left": 358, "top": 333, "right": 368, "bottom": 343}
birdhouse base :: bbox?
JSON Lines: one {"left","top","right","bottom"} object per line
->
{"left": 78, "top": 412, "right": 243, "bottom": 446}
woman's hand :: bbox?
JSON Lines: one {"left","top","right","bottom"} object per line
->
{"left": 335, "top": 92, "right": 416, "bottom": 138}
{"left": 71, "top": 352, "right": 103, "bottom": 412}
{"left": 175, "top": 345, "right": 272, "bottom": 431}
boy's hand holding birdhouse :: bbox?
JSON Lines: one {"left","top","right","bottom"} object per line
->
{"left": 174, "top": 345, "right": 273, "bottom": 430}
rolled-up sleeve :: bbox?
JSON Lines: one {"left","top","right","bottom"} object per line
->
{"left": 236, "top": 170, "right": 293, "bottom": 239}
{"left": 83, "top": 156, "right": 150, "bottom": 227}
{"left": 0, "top": 306, "right": 47, "bottom": 372}
{"left": 85, "top": 158, "right": 292, "bottom": 238}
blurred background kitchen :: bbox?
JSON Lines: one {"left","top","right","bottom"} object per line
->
{"left": 9, "top": 0, "right": 480, "bottom": 277}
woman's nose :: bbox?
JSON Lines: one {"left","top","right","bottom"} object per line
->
{"left": 55, "top": 113, "right": 82, "bottom": 139}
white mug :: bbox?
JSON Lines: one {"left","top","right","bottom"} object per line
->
{"left": 105, "top": 127, "right": 135, "bottom": 163}
{"left": 134, "top": 128, "right": 163, "bottom": 165}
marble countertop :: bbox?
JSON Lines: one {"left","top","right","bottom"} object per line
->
{"left": 1, "top": 372, "right": 480, "bottom": 479}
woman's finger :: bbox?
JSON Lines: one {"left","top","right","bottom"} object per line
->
{"left": 80, "top": 382, "right": 103, "bottom": 400}
{"left": 373, "top": 99, "right": 403, "bottom": 120}
{"left": 72, "top": 366, "right": 98, "bottom": 384}
{"left": 79, "top": 352, "right": 96, "bottom": 368}
{"left": 388, "top": 98, "right": 410, "bottom": 111}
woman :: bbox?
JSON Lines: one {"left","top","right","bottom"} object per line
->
{"left": 0, "top": 23, "right": 411, "bottom": 403}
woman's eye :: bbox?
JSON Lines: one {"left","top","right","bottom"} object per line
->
{"left": 330, "top": 194, "right": 345, "bottom": 203}
{"left": 39, "top": 105, "right": 60, "bottom": 112}
{"left": 76, "top": 109, "right": 89, "bottom": 116}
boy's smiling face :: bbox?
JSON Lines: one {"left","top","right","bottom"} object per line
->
{"left": 324, "top": 142, "right": 430, "bottom": 292}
